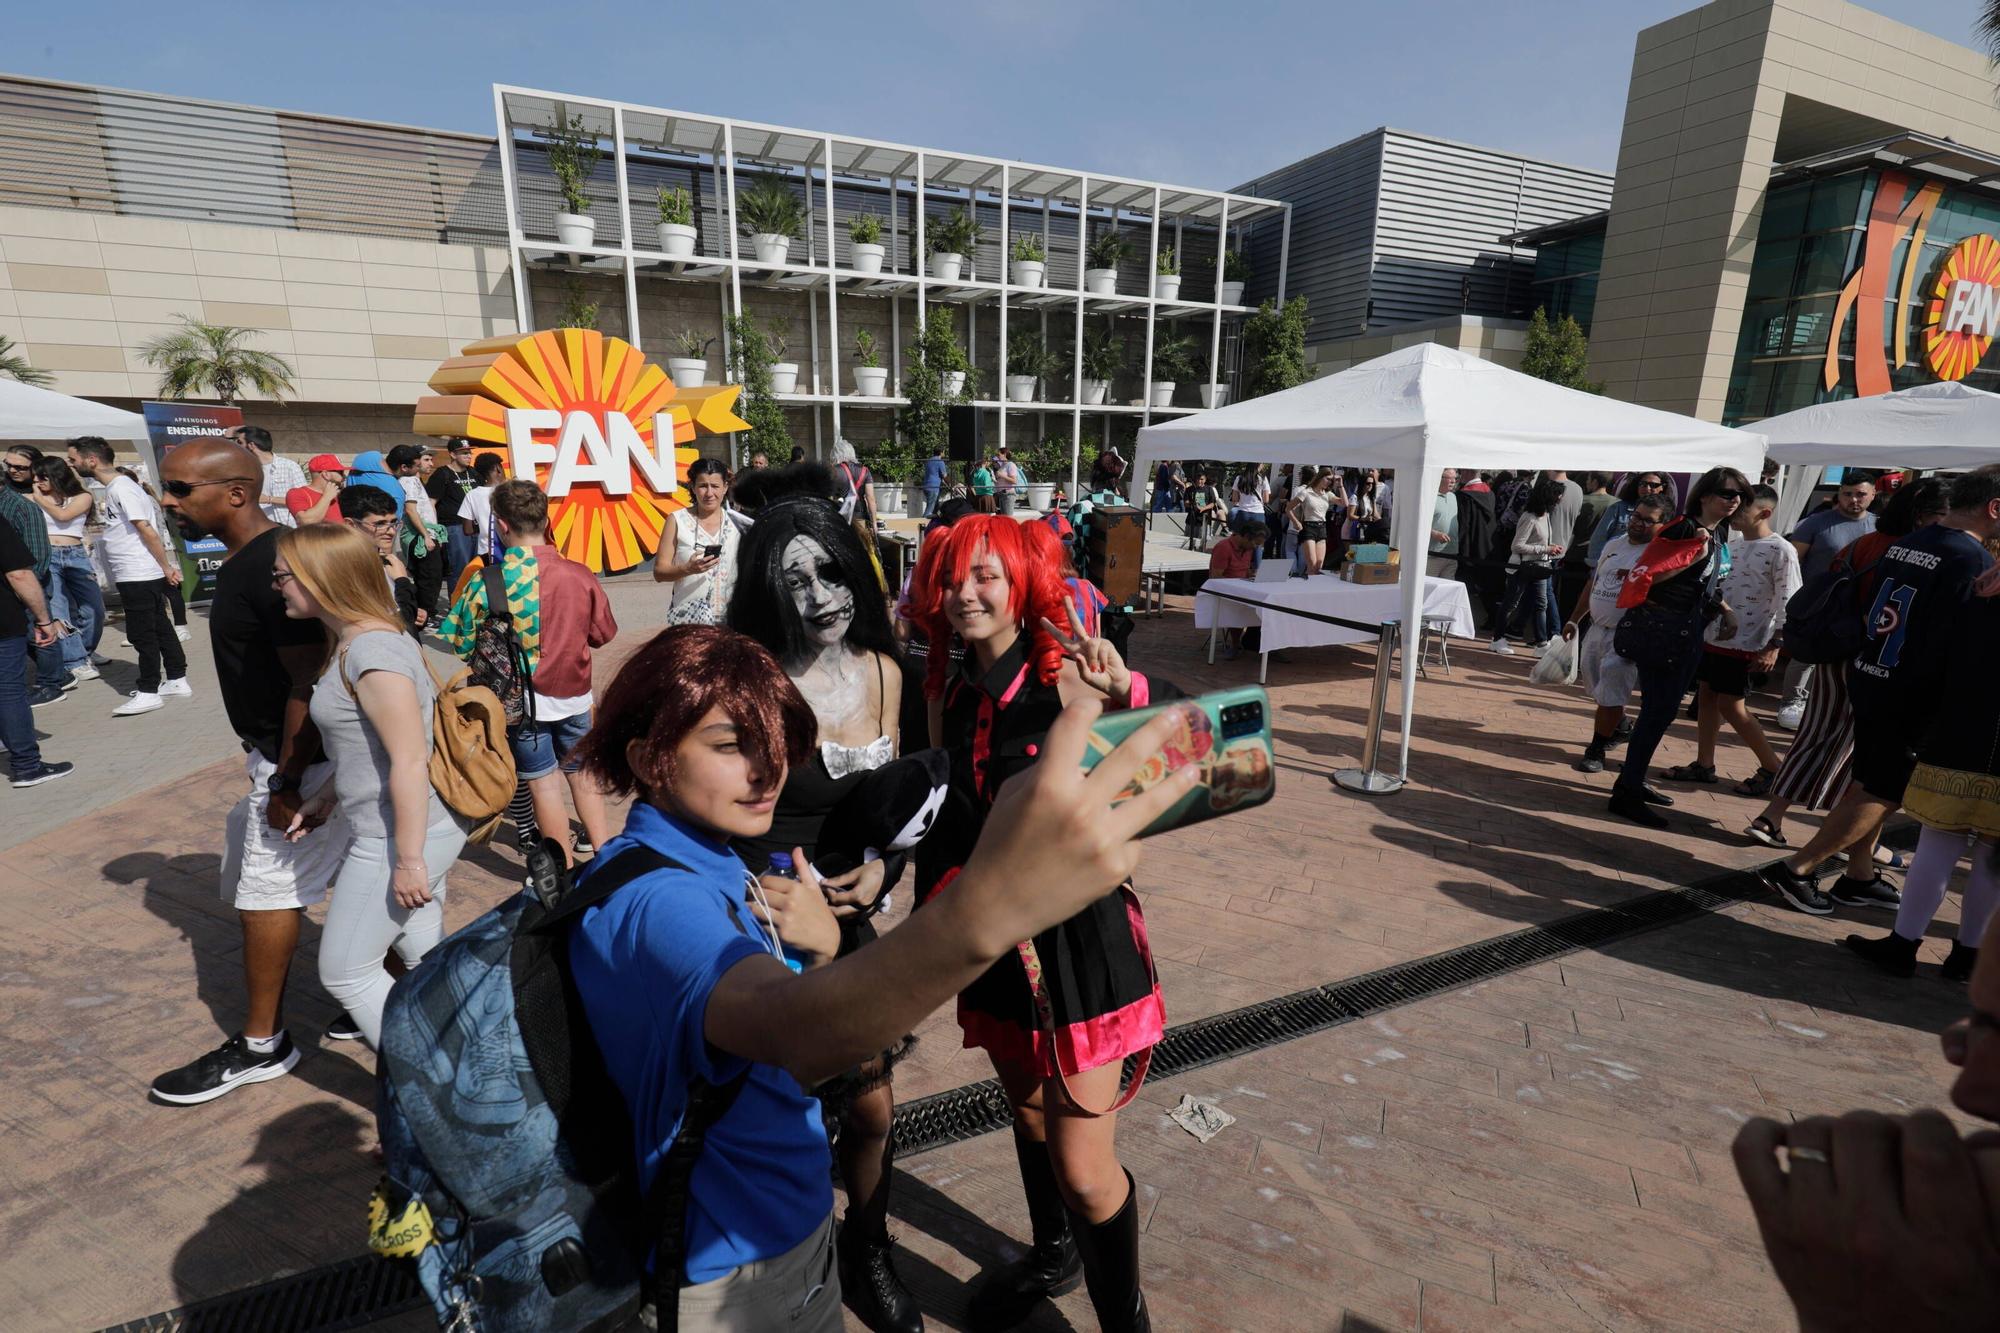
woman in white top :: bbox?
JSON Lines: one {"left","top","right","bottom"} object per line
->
{"left": 1229, "top": 465, "right": 1269, "bottom": 530}
{"left": 652, "top": 458, "right": 740, "bottom": 624}
{"left": 1289, "top": 467, "right": 1339, "bottom": 576}
{"left": 30, "top": 456, "right": 106, "bottom": 679}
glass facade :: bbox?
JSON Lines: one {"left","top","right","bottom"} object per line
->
{"left": 1725, "top": 168, "right": 2000, "bottom": 424}
{"left": 1528, "top": 229, "right": 1603, "bottom": 332}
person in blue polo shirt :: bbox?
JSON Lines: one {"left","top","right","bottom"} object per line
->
{"left": 565, "top": 623, "right": 1194, "bottom": 1331}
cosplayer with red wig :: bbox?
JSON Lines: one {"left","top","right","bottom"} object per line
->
{"left": 906, "top": 514, "right": 1162, "bottom": 1333}
{"left": 563, "top": 624, "right": 1196, "bottom": 1330}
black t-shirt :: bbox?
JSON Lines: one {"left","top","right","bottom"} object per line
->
{"left": 0, "top": 520, "right": 31, "bottom": 639}
{"left": 1644, "top": 517, "right": 1722, "bottom": 621}
{"left": 425, "top": 465, "right": 474, "bottom": 525}
{"left": 1851, "top": 524, "right": 1993, "bottom": 709}
{"left": 210, "top": 527, "right": 326, "bottom": 762}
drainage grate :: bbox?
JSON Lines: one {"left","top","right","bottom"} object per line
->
{"left": 890, "top": 869, "right": 1763, "bottom": 1157}
{"left": 105, "top": 869, "right": 1764, "bottom": 1333}
{"left": 96, "top": 1255, "right": 422, "bottom": 1333}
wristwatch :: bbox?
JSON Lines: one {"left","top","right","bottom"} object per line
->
{"left": 266, "top": 773, "right": 303, "bottom": 795}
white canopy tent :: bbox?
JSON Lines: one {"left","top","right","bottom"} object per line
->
{"left": 0, "top": 378, "right": 149, "bottom": 442}
{"left": 1757, "top": 382, "right": 2000, "bottom": 532}
{"left": 1133, "top": 343, "right": 1766, "bottom": 783}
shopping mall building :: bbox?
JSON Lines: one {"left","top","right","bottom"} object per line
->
{"left": 2, "top": 0, "right": 1998, "bottom": 462}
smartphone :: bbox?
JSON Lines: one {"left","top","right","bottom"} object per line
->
{"left": 701, "top": 543, "right": 723, "bottom": 558}
{"left": 1078, "top": 686, "right": 1275, "bottom": 838}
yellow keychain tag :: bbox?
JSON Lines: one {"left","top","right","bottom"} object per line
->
{"left": 368, "top": 1178, "right": 436, "bottom": 1259}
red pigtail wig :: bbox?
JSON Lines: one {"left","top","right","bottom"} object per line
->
{"left": 907, "top": 515, "right": 1073, "bottom": 699}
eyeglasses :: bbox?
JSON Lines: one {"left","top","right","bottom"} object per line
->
{"left": 352, "top": 517, "right": 398, "bottom": 535}
{"left": 271, "top": 569, "right": 295, "bottom": 588}
{"left": 161, "top": 477, "right": 256, "bottom": 498}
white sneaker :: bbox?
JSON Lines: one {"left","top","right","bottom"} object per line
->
{"left": 1777, "top": 701, "right": 1805, "bottom": 731}
{"left": 1490, "top": 639, "right": 1516, "bottom": 656}
{"left": 71, "top": 664, "right": 100, "bottom": 682}
{"left": 120, "top": 637, "right": 132, "bottom": 648}
{"left": 158, "top": 677, "right": 193, "bottom": 698}
{"left": 174, "top": 626, "right": 191, "bottom": 642}
{"left": 89, "top": 652, "right": 111, "bottom": 666}
{"left": 113, "top": 691, "right": 163, "bottom": 716}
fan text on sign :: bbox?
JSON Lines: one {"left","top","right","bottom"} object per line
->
{"left": 1940, "top": 279, "right": 2000, "bottom": 341}
{"left": 504, "top": 409, "right": 679, "bottom": 498}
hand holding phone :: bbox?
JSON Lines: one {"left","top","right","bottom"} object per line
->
{"left": 1076, "top": 686, "right": 1275, "bottom": 838}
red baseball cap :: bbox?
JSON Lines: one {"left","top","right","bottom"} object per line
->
{"left": 307, "top": 454, "right": 347, "bottom": 472}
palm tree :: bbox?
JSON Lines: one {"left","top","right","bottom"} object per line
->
{"left": 0, "top": 335, "right": 54, "bottom": 389}
{"left": 140, "top": 317, "right": 297, "bottom": 405}
{"left": 1985, "top": 2, "right": 2000, "bottom": 61}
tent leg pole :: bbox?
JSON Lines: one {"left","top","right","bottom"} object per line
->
{"left": 1335, "top": 619, "right": 1405, "bottom": 796}
{"left": 1207, "top": 624, "right": 1217, "bottom": 664}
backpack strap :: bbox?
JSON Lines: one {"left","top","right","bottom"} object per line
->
{"left": 646, "top": 1068, "right": 751, "bottom": 1321}
{"left": 481, "top": 562, "right": 509, "bottom": 623}
{"left": 528, "top": 845, "right": 686, "bottom": 933}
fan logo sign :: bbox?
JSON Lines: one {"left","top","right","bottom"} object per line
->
{"left": 1922, "top": 233, "right": 2000, "bottom": 382}
{"left": 412, "top": 328, "right": 748, "bottom": 574}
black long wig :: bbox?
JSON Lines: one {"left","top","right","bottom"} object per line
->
{"left": 724, "top": 464, "right": 901, "bottom": 667}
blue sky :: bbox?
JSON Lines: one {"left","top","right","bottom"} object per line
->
{"left": 8, "top": 1, "right": 1988, "bottom": 186}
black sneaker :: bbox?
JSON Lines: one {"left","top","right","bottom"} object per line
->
{"left": 27, "top": 685, "right": 65, "bottom": 708}
{"left": 1942, "top": 941, "right": 1980, "bottom": 984}
{"left": 9, "top": 760, "right": 74, "bottom": 789}
{"left": 1828, "top": 873, "right": 1901, "bottom": 911}
{"left": 1761, "top": 862, "right": 1833, "bottom": 916}
{"left": 151, "top": 1032, "right": 299, "bottom": 1105}
{"left": 326, "top": 1011, "right": 364, "bottom": 1042}
{"left": 1841, "top": 931, "right": 1919, "bottom": 977}
{"left": 1638, "top": 784, "right": 1675, "bottom": 807}
{"left": 1576, "top": 742, "right": 1607, "bottom": 775}
{"left": 1608, "top": 788, "right": 1669, "bottom": 829}
{"left": 1610, "top": 720, "right": 1634, "bottom": 745}
{"left": 572, "top": 834, "right": 595, "bottom": 859}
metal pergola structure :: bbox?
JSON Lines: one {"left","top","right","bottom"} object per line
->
{"left": 491, "top": 84, "right": 1292, "bottom": 491}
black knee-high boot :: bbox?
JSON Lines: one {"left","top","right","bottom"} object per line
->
{"left": 1070, "top": 1170, "right": 1149, "bottom": 1333}
{"left": 967, "top": 1128, "right": 1082, "bottom": 1329}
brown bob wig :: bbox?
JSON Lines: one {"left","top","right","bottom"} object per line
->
{"left": 573, "top": 624, "right": 816, "bottom": 800}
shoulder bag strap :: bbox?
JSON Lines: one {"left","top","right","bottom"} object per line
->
{"left": 1018, "top": 883, "right": 1157, "bottom": 1118}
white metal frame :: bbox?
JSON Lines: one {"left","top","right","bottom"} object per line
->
{"left": 492, "top": 84, "right": 1291, "bottom": 493}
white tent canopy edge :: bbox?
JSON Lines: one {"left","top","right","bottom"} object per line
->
{"left": 0, "top": 379, "right": 149, "bottom": 442}
{"left": 1131, "top": 343, "right": 1766, "bottom": 784}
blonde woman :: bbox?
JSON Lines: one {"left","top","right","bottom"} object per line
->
{"left": 275, "top": 524, "right": 466, "bottom": 1047}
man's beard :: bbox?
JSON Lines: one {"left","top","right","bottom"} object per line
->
{"left": 172, "top": 514, "right": 210, "bottom": 541}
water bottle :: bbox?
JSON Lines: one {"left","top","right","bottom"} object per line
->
{"left": 764, "top": 852, "right": 807, "bottom": 974}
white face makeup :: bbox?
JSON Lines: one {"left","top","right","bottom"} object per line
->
{"left": 782, "top": 535, "right": 855, "bottom": 650}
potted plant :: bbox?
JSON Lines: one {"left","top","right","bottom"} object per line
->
{"left": 738, "top": 176, "right": 806, "bottom": 266}
{"left": 1155, "top": 247, "right": 1181, "bottom": 301}
{"left": 1078, "top": 323, "right": 1124, "bottom": 405}
{"left": 1020, "top": 437, "right": 1070, "bottom": 511}
{"left": 1085, "top": 229, "right": 1133, "bottom": 296}
{"left": 1149, "top": 333, "right": 1196, "bottom": 408}
{"left": 861, "top": 436, "right": 916, "bottom": 514}
{"left": 1191, "top": 344, "right": 1229, "bottom": 407}
{"left": 765, "top": 323, "right": 799, "bottom": 394}
{"left": 851, "top": 329, "right": 888, "bottom": 397}
{"left": 1010, "top": 233, "right": 1047, "bottom": 288}
{"left": 667, "top": 328, "right": 715, "bottom": 388}
{"left": 849, "top": 212, "right": 887, "bottom": 275}
{"left": 546, "top": 114, "right": 602, "bottom": 249}
{"left": 927, "top": 206, "right": 982, "bottom": 282}
{"left": 1006, "top": 328, "right": 1060, "bottom": 403}
{"left": 656, "top": 185, "right": 697, "bottom": 258}
{"left": 1220, "top": 249, "right": 1250, "bottom": 306}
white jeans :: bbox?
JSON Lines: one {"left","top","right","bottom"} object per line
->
{"left": 317, "top": 804, "right": 465, "bottom": 1047}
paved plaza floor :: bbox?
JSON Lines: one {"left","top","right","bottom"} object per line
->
{"left": 0, "top": 580, "right": 1978, "bottom": 1331}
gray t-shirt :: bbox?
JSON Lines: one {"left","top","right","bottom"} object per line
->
{"left": 1549, "top": 479, "right": 1584, "bottom": 563}
{"left": 1788, "top": 507, "right": 1876, "bottom": 582}
{"left": 309, "top": 629, "right": 447, "bottom": 838}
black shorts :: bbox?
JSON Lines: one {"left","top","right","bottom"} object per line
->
{"left": 1299, "top": 520, "right": 1328, "bottom": 542}
{"left": 1695, "top": 650, "right": 1751, "bottom": 698}
{"left": 1848, "top": 698, "right": 1918, "bottom": 804}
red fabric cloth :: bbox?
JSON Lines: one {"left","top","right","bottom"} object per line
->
{"left": 1208, "top": 538, "right": 1256, "bottom": 580}
{"left": 285, "top": 486, "right": 340, "bottom": 523}
{"left": 1616, "top": 523, "right": 1710, "bottom": 609}
{"left": 528, "top": 544, "right": 619, "bottom": 699}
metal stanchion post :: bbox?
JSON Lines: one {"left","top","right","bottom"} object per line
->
{"left": 1334, "top": 619, "right": 1406, "bottom": 795}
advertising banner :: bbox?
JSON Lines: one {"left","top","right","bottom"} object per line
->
{"left": 140, "top": 401, "right": 243, "bottom": 604}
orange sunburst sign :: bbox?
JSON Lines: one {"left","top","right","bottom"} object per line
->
{"left": 1922, "top": 234, "right": 2000, "bottom": 383}
{"left": 411, "top": 328, "right": 749, "bottom": 574}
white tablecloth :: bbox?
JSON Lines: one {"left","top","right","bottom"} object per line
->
{"left": 1193, "top": 574, "right": 1476, "bottom": 653}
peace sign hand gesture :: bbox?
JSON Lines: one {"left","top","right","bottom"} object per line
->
{"left": 1040, "top": 595, "right": 1133, "bottom": 704}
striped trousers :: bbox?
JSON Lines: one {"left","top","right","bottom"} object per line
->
{"left": 1770, "top": 660, "right": 1853, "bottom": 810}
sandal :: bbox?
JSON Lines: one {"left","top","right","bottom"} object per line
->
{"left": 1745, "top": 816, "right": 1790, "bottom": 849}
{"left": 1664, "top": 763, "right": 1717, "bottom": 784}
{"left": 1734, "top": 767, "right": 1775, "bottom": 797}
{"left": 1874, "top": 846, "right": 1913, "bottom": 871}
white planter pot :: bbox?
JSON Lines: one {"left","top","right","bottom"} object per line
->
{"left": 657, "top": 222, "right": 697, "bottom": 258}
{"left": 1084, "top": 267, "right": 1118, "bottom": 296}
{"left": 1154, "top": 274, "right": 1182, "bottom": 301}
{"left": 770, "top": 362, "right": 799, "bottom": 394}
{"left": 1027, "top": 482, "right": 1057, "bottom": 511}
{"left": 930, "top": 252, "right": 965, "bottom": 281}
{"left": 751, "top": 233, "right": 791, "bottom": 265}
{"left": 555, "top": 212, "right": 596, "bottom": 248}
{"left": 1219, "top": 280, "right": 1246, "bottom": 306}
{"left": 1079, "top": 378, "right": 1109, "bottom": 406}
{"left": 940, "top": 370, "right": 967, "bottom": 397}
{"left": 667, "top": 357, "right": 709, "bottom": 388}
{"left": 1200, "top": 384, "right": 1229, "bottom": 408}
{"left": 1006, "top": 375, "right": 1037, "bottom": 403}
{"left": 1149, "top": 380, "right": 1177, "bottom": 408}
{"left": 852, "top": 242, "right": 885, "bottom": 275}
{"left": 1010, "top": 259, "right": 1045, "bottom": 288}
{"left": 906, "top": 487, "right": 929, "bottom": 518}
{"left": 870, "top": 482, "right": 904, "bottom": 514}
{"left": 852, "top": 366, "right": 889, "bottom": 397}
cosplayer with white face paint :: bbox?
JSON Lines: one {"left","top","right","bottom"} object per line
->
{"left": 723, "top": 468, "right": 925, "bottom": 1333}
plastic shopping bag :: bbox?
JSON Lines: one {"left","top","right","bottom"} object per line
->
{"left": 1530, "top": 634, "right": 1579, "bottom": 688}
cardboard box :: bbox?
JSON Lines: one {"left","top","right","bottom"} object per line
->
{"left": 1350, "top": 543, "right": 1390, "bottom": 564}
{"left": 1343, "top": 562, "right": 1400, "bottom": 585}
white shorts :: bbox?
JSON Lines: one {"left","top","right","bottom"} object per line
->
{"left": 1582, "top": 622, "right": 1638, "bottom": 709}
{"left": 221, "top": 751, "right": 351, "bottom": 911}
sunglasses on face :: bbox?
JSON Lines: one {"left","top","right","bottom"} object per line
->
{"left": 162, "top": 477, "right": 254, "bottom": 498}
{"left": 1638, "top": 479, "right": 1665, "bottom": 489}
